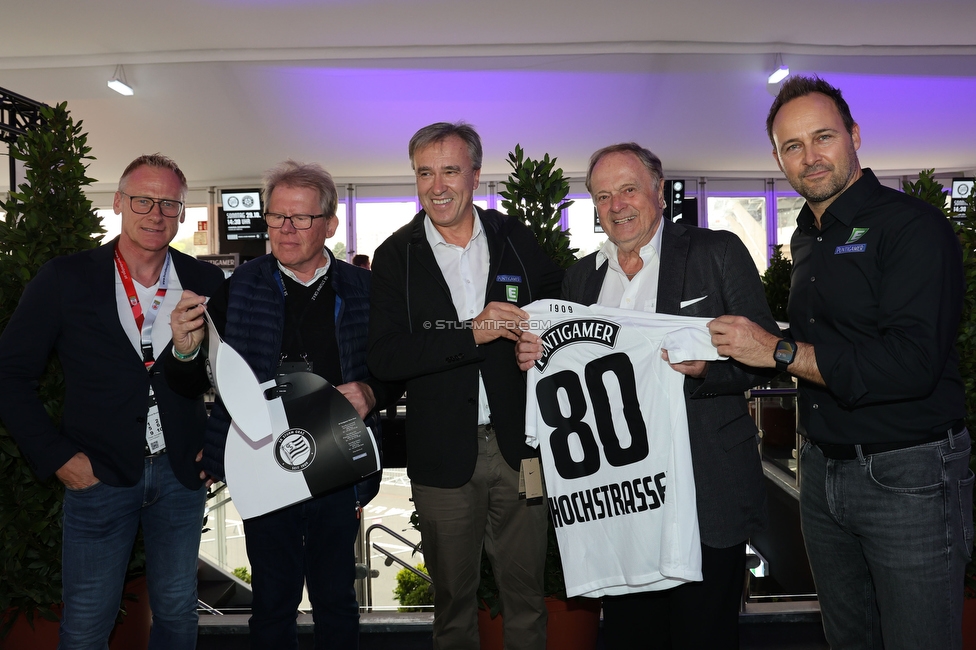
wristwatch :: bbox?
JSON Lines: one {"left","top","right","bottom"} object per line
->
{"left": 773, "top": 338, "right": 797, "bottom": 372}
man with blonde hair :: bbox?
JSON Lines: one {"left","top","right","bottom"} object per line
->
{"left": 168, "top": 160, "right": 398, "bottom": 649}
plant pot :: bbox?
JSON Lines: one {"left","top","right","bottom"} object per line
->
{"left": 963, "top": 596, "right": 976, "bottom": 650}
{"left": 478, "top": 596, "right": 601, "bottom": 650}
{"left": 109, "top": 575, "right": 152, "bottom": 650}
{"left": 0, "top": 606, "right": 61, "bottom": 650}
{"left": 0, "top": 577, "right": 152, "bottom": 650}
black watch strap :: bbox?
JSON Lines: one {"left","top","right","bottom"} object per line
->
{"left": 774, "top": 338, "right": 797, "bottom": 372}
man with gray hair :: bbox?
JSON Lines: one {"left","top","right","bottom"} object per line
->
{"left": 0, "top": 154, "right": 225, "bottom": 648}
{"left": 368, "top": 122, "right": 563, "bottom": 649}
{"left": 168, "top": 160, "right": 398, "bottom": 649}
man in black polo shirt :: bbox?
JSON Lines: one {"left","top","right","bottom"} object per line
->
{"left": 708, "top": 76, "right": 971, "bottom": 649}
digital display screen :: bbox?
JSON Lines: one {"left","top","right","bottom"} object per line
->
{"left": 221, "top": 189, "right": 266, "bottom": 240}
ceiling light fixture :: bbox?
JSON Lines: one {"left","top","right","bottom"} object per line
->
{"left": 767, "top": 54, "right": 789, "bottom": 84}
{"left": 107, "top": 64, "right": 134, "bottom": 96}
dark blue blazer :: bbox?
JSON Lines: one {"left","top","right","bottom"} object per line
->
{"left": 0, "top": 239, "right": 224, "bottom": 489}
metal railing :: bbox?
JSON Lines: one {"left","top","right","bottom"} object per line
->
{"left": 749, "top": 382, "right": 801, "bottom": 497}
{"left": 363, "top": 523, "right": 429, "bottom": 611}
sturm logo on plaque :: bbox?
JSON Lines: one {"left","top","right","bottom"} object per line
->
{"left": 274, "top": 429, "right": 315, "bottom": 471}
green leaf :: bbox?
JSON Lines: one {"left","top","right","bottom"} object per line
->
{"left": 500, "top": 145, "right": 580, "bottom": 270}
{"left": 0, "top": 101, "right": 124, "bottom": 632}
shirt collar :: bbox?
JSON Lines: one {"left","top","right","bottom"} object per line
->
{"left": 424, "top": 205, "right": 484, "bottom": 249}
{"left": 594, "top": 220, "right": 663, "bottom": 271}
{"left": 277, "top": 254, "right": 331, "bottom": 286}
{"left": 797, "top": 168, "right": 880, "bottom": 233}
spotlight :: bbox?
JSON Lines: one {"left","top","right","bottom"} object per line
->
{"left": 108, "top": 64, "right": 134, "bottom": 96}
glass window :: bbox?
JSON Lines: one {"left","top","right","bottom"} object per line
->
{"left": 201, "top": 469, "right": 425, "bottom": 612}
{"left": 352, "top": 200, "right": 489, "bottom": 261}
{"left": 329, "top": 203, "right": 348, "bottom": 261}
{"left": 565, "top": 197, "right": 605, "bottom": 259}
{"left": 775, "top": 196, "right": 804, "bottom": 260}
{"left": 353, "top": 200, "right": 417, "bottom": 260}
{"left": 706, "top": 197, "right": 768, "bottom": 272}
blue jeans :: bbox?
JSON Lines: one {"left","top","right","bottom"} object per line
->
{"left": 60, "top": 452, "right": 206, "bottom": 650}
{"left": 243, "top": 487, "right": 360, "bottom": 650}
{"left": 799, "top": 429, "right": 974, "bottom": 650}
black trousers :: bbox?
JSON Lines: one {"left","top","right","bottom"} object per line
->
{"left": 602, "top": 541, "right": 747, "bottom": 650}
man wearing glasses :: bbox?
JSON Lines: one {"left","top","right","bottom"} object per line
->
{"left": 0, "top": 154, "right": 225, "bottom": 648}
{"left": 167, "top": 160, "right": 398, "bottom": 649}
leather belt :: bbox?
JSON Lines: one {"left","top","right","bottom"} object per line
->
{"left": 145, "top": 446, "right": 168, "bottom": 458}
{"left": 814, "top": 420, "right": 966, "bottom": 460}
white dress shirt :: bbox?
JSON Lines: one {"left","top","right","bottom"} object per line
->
{"left": 116, "top": 260, "right": 183, "bottom": 362}
{"left": 424, "top": 211, "right": 492, "bottom": 425}
{"left": 595, "top": 222, "right": 663, "bottom": 312}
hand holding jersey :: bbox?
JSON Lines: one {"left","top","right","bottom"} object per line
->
{"left": 519, "top": 327, "right": 708, "bottom": 378}
{"left": 202, "top": 310, "right": 380, "bottom": 520}
{"left": 522, "top": 299, "right": 726, "bottom": 598}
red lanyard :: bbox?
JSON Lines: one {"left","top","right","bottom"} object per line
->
{"left": 114, "top": 244, "right": 171, "bottom": 368}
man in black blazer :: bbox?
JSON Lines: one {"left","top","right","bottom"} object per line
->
{"left": 0, "top": 154, "right": 224, "bottom": 649}
{"left": 520, "top": 143, "right": 778, "bottom": 649}
{"left": 368, "top": 122, "right": 563, "bottom": 650}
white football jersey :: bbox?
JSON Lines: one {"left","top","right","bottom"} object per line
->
{"left": 524, "top": 299, "right": 723, "bottom": 598}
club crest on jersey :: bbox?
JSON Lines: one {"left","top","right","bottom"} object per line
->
{"left": 274, "top": 428, "right": 316, "bottom": 472}
{"left": 536, "top": 319, "right": 620, "bottom": 372}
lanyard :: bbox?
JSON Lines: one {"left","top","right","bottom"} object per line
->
{"left": 274, "top": 269, "right": 329, "bottom": 365}
{"left": 114, "top": 244, "right": 172, "bottom": 368}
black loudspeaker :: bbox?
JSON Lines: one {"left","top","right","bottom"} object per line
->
{"left": 664, "top": 180, "right": 697, "bottom": 226}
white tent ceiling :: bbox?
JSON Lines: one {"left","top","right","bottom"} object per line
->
{"left": 2, "top": 0, "right": 975, "bottom": 193}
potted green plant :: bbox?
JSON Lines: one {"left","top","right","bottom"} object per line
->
{"left": 901, "top": 170, "right": 976, "bottom": 608}
{"left": 761, "top": 244, "right": 792, "bottom": 323}
{"left": 393, "top": 562, "right": 434, "bottom": 612}
{"left": 475, "top": 147, "right": 600, "bottom": 650}
{"left": 759, "top": 244, "right": 795, "bottom": 392}
{"left": 499, "top": 144, "right": 578, "bottom": 269}
{"left": 0, "top": 101, "right": 148, "bottom": 646}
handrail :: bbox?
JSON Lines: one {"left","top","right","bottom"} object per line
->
{"left": 747, "top": 386, "right": 798, "bottom": 397}
{"left": 750, "top": 381, "right": 801, "bottom": 492}
{"left": 198, "top": 600, "right": 224, "bottom": 616}
{"left": 371, "top": 543, "right": 431, "bottom": 582}
{"left": 364, "top": 522, "right": 426, "bottom": 610}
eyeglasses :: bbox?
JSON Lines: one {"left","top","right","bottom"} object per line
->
{"left": 263, "top": 213, "right": 326, "bottom": 230}
{"left": 119, "top": 192, "right": 184, "bottom": 218}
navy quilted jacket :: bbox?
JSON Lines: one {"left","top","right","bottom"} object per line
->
{"left": 200, "top": 251, "right": 386, "bottom": 502}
